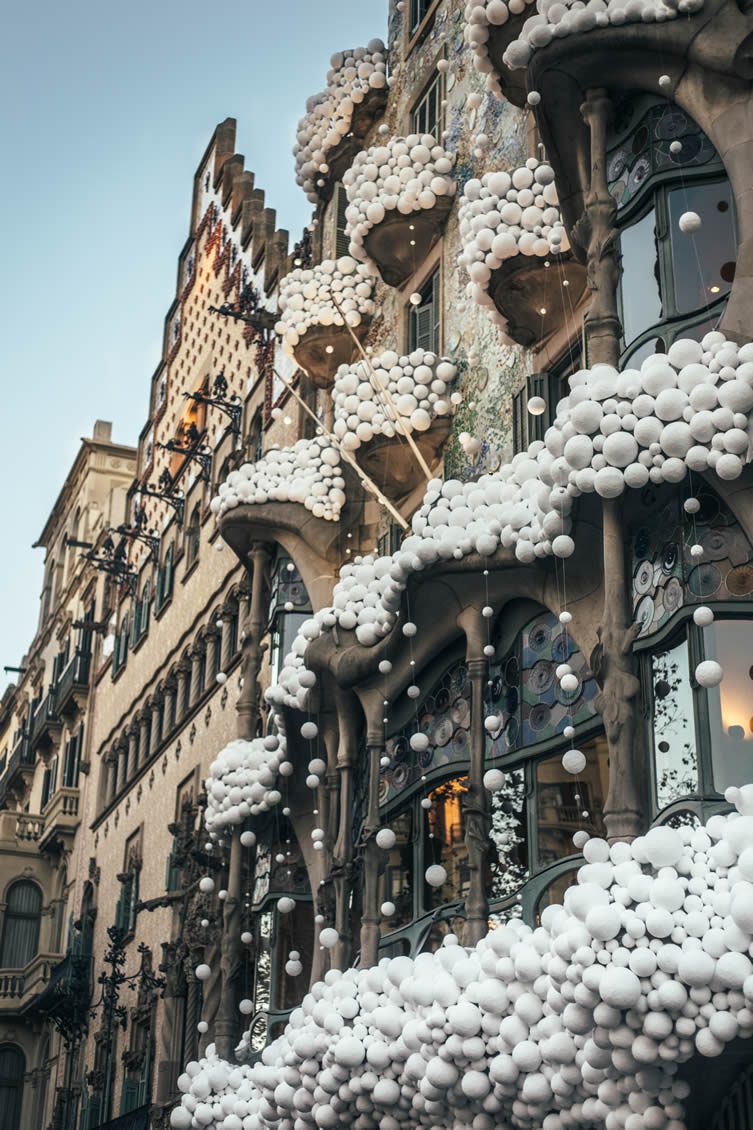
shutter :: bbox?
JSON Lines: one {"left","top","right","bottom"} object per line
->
{"left": 512, "top": 371, "right": 550, "bottom": 453}
{"left": 334, "top": 184, "right": 349, "bottom": 259}
{"left": 415, "top": 303, "right": 434, "bottom": 351}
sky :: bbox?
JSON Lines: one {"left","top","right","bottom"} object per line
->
{"left": 0, "top": 0, "right": 385, "bottom": 689}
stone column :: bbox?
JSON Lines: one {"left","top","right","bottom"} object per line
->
{"left": 206, "top": 630, "right": 219, "bottom": 680}
{"left": 119, "top": 740, "right": 130, "bottom": 792}
{"left": 104, "top": 753, "right": 118, "bottom": 806}
{"left": 576, "top": 88, "right": 644, "bottom": 841}
{"left": 220, "top": 604, "right": 236, "bottom": 671}
{"left": 165, "top": 680, "right": 176, "bottom": 734}
{"left": 360, "top": 705, "right": 386, "bottom": 969}
{"left": 573, "top": 89, "right": 622, "bottom": 369}
{"left": 189, "top": 647, "right": 203, "bottom": 705}
{"left": 176, "top": 663, "right": 189, "bottom": 721}
{"left": 128, "top": 729, "right": 139, "bottom": 776}
{"left": 463, "top": 652, "right": 490, "bottom": 946}
{"left": 150, "top": 700, "right": 162, "bottom": 756}
{"left": 139, "top": 715, "right": 150, "bottom": 770}
{"left": 215, "top": 544, "right": 270, "bottom": 1062}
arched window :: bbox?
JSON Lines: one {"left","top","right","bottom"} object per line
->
{"left": 185, "top": 507, "right": 201, "bottom": 569}
{"left": 607, "top": 95, "right": 736, "bottom": 365}
{"left": 0, "top": 1046, "right": 25, "bottom": 1130}
{"left": 1, "top": 881, "right": 42, "bottom": 968}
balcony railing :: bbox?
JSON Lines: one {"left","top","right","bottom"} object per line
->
{"left": 15, "top": 813, "right": 43, "bottom": 843}
{"left": 0, "top": 952, "right": 60, "bottom": 1012}
{"left": 29, "top": 687, "right": 61, "bottom": 752}
{"left": 0, "top": 734, "right": 34, "bottom": 809}
{"left": 56, "top": 650, "right": 91, "bottom": 718}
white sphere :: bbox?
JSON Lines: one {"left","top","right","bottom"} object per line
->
{"left": 696, "top": 660, "right": 723, "bottom": 687}
{"left": 425, "top": 864, "right": 448, "bottom": 887}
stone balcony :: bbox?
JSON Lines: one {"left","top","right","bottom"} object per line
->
{"left": 39, "top": 787, "right": 81, "bottom": 855}
{"left": 0, "top": 951, "right": 62, "bottom": 1014}
{"left": 0, "top": 734, "right": 35, "bottom": 811}
{"left": 344, "top": 136, "right": 456, "bottom": 288}
{"left": 55, "top": 649, "right": 91, "bottom": 719}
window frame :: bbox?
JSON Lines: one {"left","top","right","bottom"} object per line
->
{"left": 410, "top": 67, "right": 446, "bottom": 141}
{"left": 407, "top": 266, "right": 442, "bottom": 355}
{"left": 0, "top": 881, "right": 42, "bottom": 969}
{"left": 405, "top": 0, "right": 442, "bottom": 55}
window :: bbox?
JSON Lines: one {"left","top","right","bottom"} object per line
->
{"left": 704, "top": 619, "right": 753, "bottom": 793}
{"left": 134, "top": 581, "right": 150, "bottom": 641}
{"left": 0, "top": 1046, "right": 25, "bottom": 1130}
{"left": 333, "top": 182, "right": 350, "bottom": 259}
{"left": 1, "top": 882, "right": 42, "bottom": 968}
{"left": 185, "top": 507, "right": 201, "bottom": 570}
{"left": 116, "top": 839, "right": 141, "bottom": 936}
{"left": 41, "top": 755, "right": 58, "bottom": 811}
{"left": 411, "top": 70, "right": 444, "bottom": 140}
{"left": 607, "top": 96, "right": 736, "bottom": 362}
{"left": 112, "top": 613, "right": 129, "bottom": 677}
{"left": 408, "top": 269, "right": 440, "bottom": 354}
{"left": 247, "top": 412, "right": 263, "bottom": 465}
{"left": 651, "top": 637, "right": 698, "bottom": 809}
{"left": 268, "top": 558, "right": 313, "bottom": 685}
{"left": 156, "top": 544, "right": 174, "bottom": 612}
{"left": 62, "top": 728, "right": 83, "bottom": 789}
{"left": 409, "top": 0, "right": 434, "bottom": 37}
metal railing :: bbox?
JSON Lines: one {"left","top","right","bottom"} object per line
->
{"left": 29, "top": 687, "right": 59, "bottom": 748}
{"left": 56, "top": 649, "right": 91, "bottom": 713}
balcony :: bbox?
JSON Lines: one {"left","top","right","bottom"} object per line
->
{"left": 55, "top": 649, "right": 91, "bottom": 719}
{"left": 29, "top": 687, "right": 62, "bottom": 755}
{"left": 0, "top": 952, "right": 61, "bottom": 1014}
{"left": 39, "top": 787, "right": 81, "bottom": 855}
{"left": 0, "top": 734, "right": 35, "bottom": 810}
{"left": 344, "top": 137, "right": 456, "bottom": 287}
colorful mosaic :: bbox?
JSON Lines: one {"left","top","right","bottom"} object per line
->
{"left": 486, "top": 612, "right": 599, "bottom": 754}
{"left": 631, "top": 486, "right": 753, "bottom": 637}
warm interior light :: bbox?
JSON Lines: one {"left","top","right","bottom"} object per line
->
{"left": 710, "top": 285, "right": 720, "bottom": 294}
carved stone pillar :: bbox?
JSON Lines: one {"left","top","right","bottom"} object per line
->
{"left": 573, "top": 88, "right": 622, "bottom": 369}
{"left": 139, "top": 715, "right": 150, "bottom": 770}
{"left": 176, "top": 663, "right": 189, "bottom": 720}
{"left": 104, "top": 752, "right": 118, "bottom": 806}
{"left": 576, "top": 88, "right": 644, "bottom": 841}
{"left": 189, "top": 647, "right": 203, "bottom": 706}
{"left": 360, "top": 718, "right": 385, "bottom": 969}
{"left": 119, "top": 740, "right": 130, "bottom": 792}
{"left": 463, "top": 653, "right": 490, "bottom": 946}
{"left": 215, "top": 544, "right": 270, "bottom": 1062}
{"left": 127, "top": 729, "right": 139, "bottom": 776}
{"left": 206, "top": 630, "right": 220, "bottom": 680}
{"left": 150, "top": 700, "right": 162, "bottom": 756}
{"left": 219, "top": 608, "right": 235, "bottom": 672}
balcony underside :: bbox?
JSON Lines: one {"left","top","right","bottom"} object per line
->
{"left": 219, "top": 492, "right": 363, "bottom": 609}
{"left": 488, "top": 252, "right": 588, "bottom": 347}
{"left": 292, "top": 320, "right": 371, "bottom": 388}
{"left": 355, "top": 419, "right": 453, "bottom": 501}
{"left": 364, "top": 197, "right": 453, "bottom": 288}
{"left": 317, "top": 87, "right": 389, "bottom": 204}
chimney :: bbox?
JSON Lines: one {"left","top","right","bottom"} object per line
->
{"left": 92, "top": 420, "right": 112, "bottom": 442}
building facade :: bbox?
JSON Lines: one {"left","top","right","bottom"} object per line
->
{"left": 3, "top": 0, "right": 753, "bottom": 1128}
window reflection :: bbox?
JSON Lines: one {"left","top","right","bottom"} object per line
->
{"left": 420, "top": 915, "right": 468, "bottom": 952}
{"left": 536, "top": 733, "right": 609, "bottom": 865}
{"left": 535, "top": 869, "right": 578, "bottom": 924}
{"left": 620, "top": 209, "right": 662, "bottom": 345}
{"left": 652, "top": 637, "right": 698, "bottom": 808}
{"left": 668, "top": 181, "right": 736, "bottom": 313}
{"left": 705, "top": 620, "right": 753, "bottom": 792}
{"left": 381, "top": 810, "right": 414, "bottom": 930}
{"left": 274, "top": 901, "right": 313, "bottom": 1012}
{"left": 489, "top": 768, "right": 529, "bottom": 900}
{"left": 423, "top": 778, "right": 469, "bottom": 909}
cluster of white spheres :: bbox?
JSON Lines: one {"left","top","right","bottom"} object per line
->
{"left": 204, "top": 733, "right": 289, "bottom": 837}
{"left": 332, "top": 347, "right": 459, "bottom": 451}
{"left": 459, "top": 160, "right": 567, "bottom": 328}
{"left": 211, "top": 435, "right": 346, "bottom": 523}
{"left": 172, "top": 784, "right": 753, "bottom": 1130}
{"left": 276, "top": 256, "right": 377, "bottom": 351}
{"left": 285, "top": 950, "right": 304, "bottom": 977}
{"left": 464, "top": 0, "right": 705, "bottom": 78}
{"left": 272, "top": 331, "right": 753, "bottom": 714}
{"left": 293, "top": 42, "right": 388, "bottom": 202}
{"left": 342, "top": 134, "right": 456, "bottom": 265}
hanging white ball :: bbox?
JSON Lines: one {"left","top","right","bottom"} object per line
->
{"left": 379, "top": 660, "right": 393, "bottom": 674}
{"left": 319, "top": 927, "right": 339, "bottom": 948}
{"left": 695, "top": 660, "right": 723, "bottom": 687}
{"left": 410, "top": 732, "right": 430, "bottom": 752}
{"left": 679, "top": 211, "right": 701, "bottom": 233}
{"left": 527, "top": 90, "right": 541, "bottom": 106}
{"left": 376, "top": 828, "right": 397, "bottom": 850}
{"left": 301, "top": 721, "right": 319, "bottom": 740}
{"left": 197, "top": 1020, "right": 208, "bottom": 1034}
{"left": 562, "top": 749, "right": 586, "bottom": 774}
{"left": 381, "top": 901, "right": 396, "bottom": 916}
{"left": 484, "top": 768, "right": 506, "bottom": 792}
{"left": 278, "top": 897, "right": 296, "bottom": 914}
{"left": 425, "top": 864, "right": 448, "bottom": 887}
{"left": 528, "top": 396, "right": 546, "bottom": 415}
{"left": 693, "top": 606, "right": 714, "bottom": 627}
{"left": 240, "top": 831, "right": 257, "bottom": 848}
{"left": 239, "top": 998, "right": 253, "bottom": 1015}
{"left": 195, "top": 964, "right": 211, "bottom": 981}
{"left": 199, "top": 877, "right": 215, "bottom": 893}
{"left": 241, "top": 931, "right": 253, "bottom": 945}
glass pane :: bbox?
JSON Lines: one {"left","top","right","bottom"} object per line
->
{"left": 382, "top": 810, "right": 414, "bottom": 931}
{"left": 623, "top": 337, "right": 664, "bottom": 370}
{"left": 535, "top": 868, "right": 578, "bottom": 923}
{"left": 620, "top": 209, "right": 662, "bottom": 346}
{"left": 652, "top": 637, "right": 698, "bottom": 808}
{"left": 668, "top": 181, "right": 735, "bottom": 314}
{"left": 253, "top": 912, "right": 273, "bottom": 1014}
{"left": 535, "top": 732, "right": 609, "bottom": 865}
{"left": 488, "top": 768, "right": 529, "bottom": 900}
{"left": 706, "top": 620, "right": 753, "bottom": 792}
{"left": 423, "top": 777, "right": 469, "bottom": 910}
{"left": 275, "top": 901, "right": 313, "bottom": 1011}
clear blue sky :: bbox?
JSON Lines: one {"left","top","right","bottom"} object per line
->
{"left": 0, "top": 0, "right": 384, "bottom": 688}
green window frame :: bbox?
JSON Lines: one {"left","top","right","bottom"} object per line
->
{"left": 408, "top": 268, "right": 440, "bottom": 355}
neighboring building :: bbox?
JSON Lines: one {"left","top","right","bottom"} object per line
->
{"left": 0, "top": 421, "right": 136, "bottom": 1130}
{"left": 3, "top": 0, "right": 753, "bottom": 1128}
